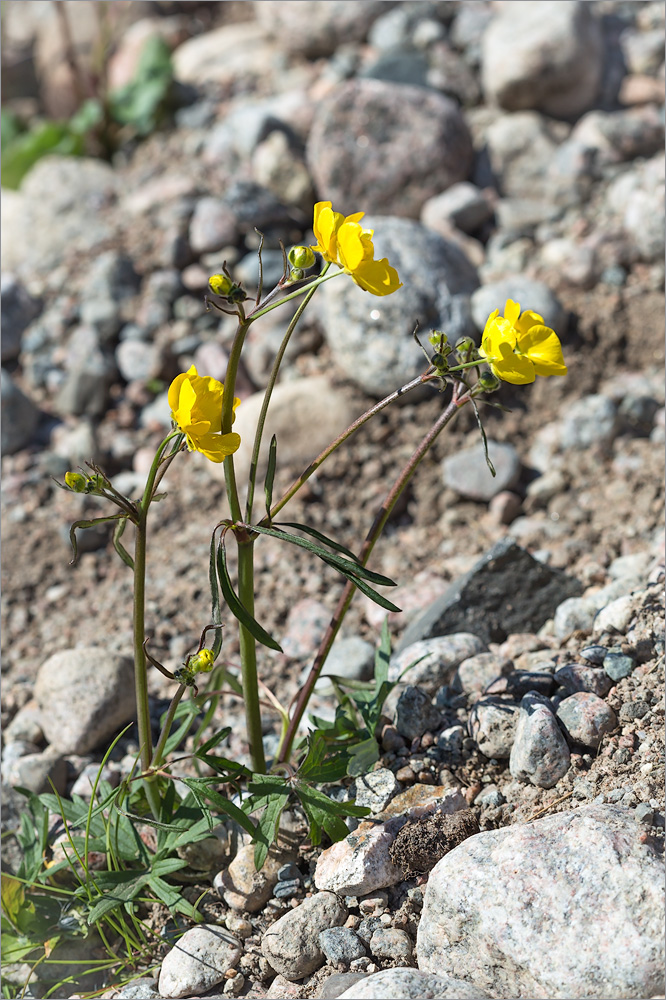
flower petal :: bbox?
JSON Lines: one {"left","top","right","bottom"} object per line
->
{"left": 480, "top": 315, "right": 517, "bottom": 360}
{"left": 337, "top": 220, "right": 374, "bottom": 272}
{"left": 490, "top": 340, "right": 535, "bottom": 384}
{"left": 515, "top": 309, "right": 545, "bottom": 335}
{"left": 504, "top": 299, "right": 521, "bottom": 326}
{"left": 352, "top": 257, "right": 403, "bottom": 296}
{"left": 193, "top": 431, "right": 241, "bottom": 463}
{"left": 517, "top": 324, "right": 568, "bottom": 376}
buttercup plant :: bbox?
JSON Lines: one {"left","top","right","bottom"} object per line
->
{"left": 59, "top": 200, "right": 566, "bottom": 854}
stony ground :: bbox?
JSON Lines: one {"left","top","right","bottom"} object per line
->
{"left": 1, "top": 1, "right": 664, "bottom": 999}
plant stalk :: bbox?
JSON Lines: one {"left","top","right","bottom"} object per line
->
{"left": 151, "top": 683, "right": 187, "bottom": 771}
{"left": 277, "top": 386, "right": 471, "bottom": 764}
{"left": 237, "top": 539, "right": 266, "bottom": 773}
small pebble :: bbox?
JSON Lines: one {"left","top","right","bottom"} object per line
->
{"left": 603, "top": 652, "right": 635, "bottom": 681}
{"left": 635, "top": 803, "right": 655, "bottom": 825}
{"left": 580, "top": 645, "right": 607, "bottom": 665}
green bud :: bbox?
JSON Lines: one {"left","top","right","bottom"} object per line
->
{"left": 65, "top": 472, "right": 88, "bottom": 492}
{"left": 428, "top": 330, "right": 448, "bottom": 348}
{"left": 289, "top": 267, "right": 305, "bottom": 282}
{"left": 86, "top": 473, "right": 106, "bottom": 492}
{"left": 188, "top": 648, "right": 215, "bottom": 675}
{"left": 288, "top": 245, "right": 316, "bottom": 270}
{"left": 455, "top": 336, "right": 474, "bottom": 353}
{"left": 209, "top": 273, "right": 234, "bottom": 297}
{"left": 477, "top": 371, "right": 501, "bottom": 392}
{"left": 431, "top": 353, "right": 449, "bottom": 371}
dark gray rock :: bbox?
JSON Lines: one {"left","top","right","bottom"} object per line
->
{"left": 320, "top": 215, "right": 478, "bottom": 398}
{"left": 603, "top": 652, "right": 635, "bottom": 681}
{"left": 554, "top": 664, "right": 614, "bottom": 697}
{"left": 307, "top": 79, "right": 473, "bottom": 218}
{"left": 316, "top": 972, "right": 369, "bottom": 999}
{"left": 318, "top": 927, "right": 366, "bottom": 970}
{"left": 55, "top": 326, "right": 116, "bottom": 418}
{"left": 1, "top": 368, "right": 40, "bottom": 453}
{"left": 398, "top": 539, "right": 581, "bottom": 649}
{"left": 395, "top": 686, "right": 441, "bottom": 742}
{"left": 442, "top": 441, "right": 521, "bottom": 502}
{"left": 1, "top": 275, "right": 42, "bottom": 363}
{"left": 580, "top": 644, "right": 607, "bottom": 666}
{"left": 484, "top": 671, "right": 554, "bottom": 699}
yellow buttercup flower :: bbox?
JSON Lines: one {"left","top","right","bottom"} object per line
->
{"left": 311, "top": 201, "right": 402, "bottom": 297}
{"left": 168, "top": 365, "right": 240, "bottom": 463}
{"left": 478, "top": 299, "right": 567, "bottom": 385}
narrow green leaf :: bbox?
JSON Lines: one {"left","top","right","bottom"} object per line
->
{"left": 196, "top": 726, "right": 233, "bottom": 756}
{"left": 209, "top": 532, "right": 224, "bottom": 659}
{"left": 113, "top": 517, "right": 134, "bottom": 570}
{"left": 216, "top": 538, "right": 283, "bottom": 652}
{"left": 181, "top": 779, "right": 256, "bottom": 838}
{"left": 278, "top": 522, "right": 359, "bottom": 562}
{"left": 264, "top": 435, "right": 278, "bottom": 519}
{"left": 68, "top": 514, "right": 125, "bottom": 565}
{"left": 322, "top": 561, "right": 401, "bottom": 613}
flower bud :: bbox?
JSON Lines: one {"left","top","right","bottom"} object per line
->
{"left": 455, "top": 336, "right": 475, "bottom": 354}
{"left": 288, "top": 245, "right": 316, "bottom": 270}
{"left": 188, "top": 648, "right": 215, "bottom": 675}
{"left": 209, "top": 273, "right": 234, "bottom": 297}
{"left": 477, "top": 371, "right": 501, "bottom": 393}
{"left": 65, "top": 472, "right": 88, "bottom": 492}
{"left": 428, "top": 330, "right": 448, "bottom": 348}
{"left": 431, "top": 353, "right": 449, "bottom": 371}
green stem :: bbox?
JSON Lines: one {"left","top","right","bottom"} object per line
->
{"left": 245, "top": 268, "right": 330, "bottom": 522}
{"left": 277, "top": 385, "right": 471, "bottom": 764}
{"left": 247, "top": 269, "right": 342, "bottom": 322}
{"left": 237, "top": 539, "right": 266, "bottom": 773}
{"left": 151, "top": 683, "right": 187, "bottom": 770}
{"left": 261, "top": 370, "right": 432, "bottom": 526}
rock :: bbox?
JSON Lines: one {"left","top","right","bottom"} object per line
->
{"left": 307, "top": 79, "right": 473, "bottom": 218}
{"left": 354, "top": 768, "right": 400, "bottom": 815}
{"left": 553, "top": 596, "right": 599, "bottom": 637}
{"left": 188, "top": 197, "right": 239, "bottom": 256}
{"left": 3, "top": 700, "right": 44, "bottom": 745}
{"left": 469, "top": 698, "right": 520, "bottom": 759}
{"left": 319, "top": 215, "right": 478, "bottom": 398}
{"left": 369, "top": 927, "right": 413, "bottom": 965}
{"left": 158, "top": 925, "right": 241, "bottom": 999}
{"left": 3, "top": 745, "right": 67, "bottom": 794}
{"left": 554, "top": 664, "right": 613, "bottom": 698}
{"left": 55, "top": 326, "right": 117, "bottom": 418}
{"left": 397, "top": 539, "right": 581, "bottom": 649}
{"left": 337, "top": 967, "right": 490, "bottom": 999}
{"left": 481, "top": 1, "right": 603, "bottom": 118}
{"left": 454, "top": 652, "right": 513, "bottom": 695}
{"left": 116, "top": 340, "right": 163, "bottom": 383}
{"left": 418, "top": 805, "right": 664, "bottom": 999}
{"left": 593, "top": 594, "right": 638, "bottom": 635}
{"left": 316, "top": 972, "right": 369, "bottom": 999}
{"left": 603, "top": 651, "right": 635, "bottom": 681}
{"left": 390, "top": 634, "right": 486, "bottom": 693}
{"left": 395, "top": 687, "right": 441, "bottom": 742}
{"left": 261, "top": 891, "right": 348, "bottom": 981}
{"left": 218, "top": 843, "right": 293, "bottom": 913}
{"left": 509, "top": 692, "right": 570, "bottom": 789}
{"left": 306, "top": 636, "right": 375, "bottom": 694}
{"left": 318, "top": 927, "right": 366, "bottom": 970}
{"left": 34, "top": 648, "right": 135, "bottom": 755}
{"left": 282, "top": 599, "right": 331, "bottom": 660}
{"left": 1, "top": 369, "right": 40, "bottom": 454}
{"left": 470, "top": 279, "right": 566, "bottom": 337}
{"left": 70, "top": 762, "right": 120, "bottom": 799}
{"left": 172, "top": 21, "right": 276, "bottom": 87}
{"left": 559, "top": 394, "right": 620, "bottom": 451}
{"left": 1, "top": 275, "right": 41, "bottom": 363}
{"left": 315, "top": 787, "right": 467, "bottom": 896}
{"left": 254, "top": 0, "right": 390, "bottom": 58}
{"left": 484, "top": 671, "right": 554, "bottom": 699}
{"left": 252, "top": 130, "right": 314, "bottom": 212}
{"left": 619, "top": 155, "right": 665, "bottom": 262}
{"left": 556, "top": 693, "right": 617, "bottom": 749}
{"left": 211, "top": 377, "right": 358, "bottom": 485}
{"left": 441, "top": 441, "right": 521, "bottom": 502}
{"left": 421, "top": 183, "right": 494, "bottom": 237}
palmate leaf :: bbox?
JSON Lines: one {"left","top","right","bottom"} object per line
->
{"left": 295, "top": 783, "right": 369, "bottom": 847}
{"left": 179, "top": 778, "right": 256, "bottom": 840}
{"left": 242, "top": 774, "right": 292, "bottom": 870}
{"left": 216, "top": 537, "right": 283, "bottom": 652}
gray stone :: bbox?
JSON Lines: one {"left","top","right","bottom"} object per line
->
{"left": 354, "top": 768, "right": 399, "bottom": 815}
{"left": 484, "top": 671, "right": 554, "bottom": 699}
{"left": 55, "top": 326, "right": 116, "bottom": 418}
{"left": 369, "top": 927, "right": 413, "bottom": 964}
{"left": 554, "top": 664, "right": 614, "bottom": 698}
{"left": 418, "top": 805, "right": 664, "bottom": 998}
{"left": 470, "top": 279, "right": 566, "bottom": 337}
{"left": 469, "top": 698, "right": 520, "bottom": 759}
{"left": 218, "top": 842, "right": 292, "bottom": 913}
{"left": 559, "top": 394, "right": 620, "bottom": 451}
{"left": 3, "top": 745, "right": 67, "bottom": 794}
{"left": 421, "top": 183, "right": 493, "bottom": 236}
{"left": 337, "top": 967, "right": 490, "bottom": 999}
{"left": 361, "top": 49, "right": 430, "bottom": 89}
{"left": 395, "top": 687, "right": 441, "bottom": 742}
{"left": 261, "top": 891, "right": 348, "bottom": 981}
{"left": 603, "top": 652, "right": 635, "bottom": 681}
{"left": 158, "top": 925, "right": 241, "bottom": 999}
{"left": 556, "top": 693, "right": 617, "bottom": 749}
{"left": 442, "top": 441, "right": 521, "bottom": 502}
{"left": 307, "top": 79, "right": 473, "bottom": 219}
{"left": 316, "top": 972, "right": 369, "bottom": 999}
{"left": 509, "top": 691, "right": 570, "bottom": 789}
{"left": 553, "top": 596, "right": 599, "bottom": 638}
{"left": 34, "top": 648, "right": 136, "bottom": 755}
{"left": 1, "top": 368, "right": 40, "bottom": 454}
{"left": 188, "top": 197, "right": 238, "bottom": 255}
{"left": 481, "top": 1, "right": 603, "bottom": 118}
{"left": 3, "top": 701, "right": 44, "bottom": 745}
{"left": 319, "top": 215, "right": 478, "bottom": 398}
{"left": 398, "top": 538, "right": 581, "bottom": 649}
{"left": 1, "top": 275, "right": 41, "bottom": 363}
{"left": 116, "top": 339, "right": 163, "bottom": 383}
{"left": 318, "top": 927, "right": 366, "bottom": 970}
{"left": 580, "top": 644, "right": 607, "bottom": 665}
{"left": 390, "top": 634, "right": 486, "bottom": 693}
{"left": 70, "top": 762, "right": 120, "bottom": 799}
{"left": 454, "top": 652, "right": 513, "bottom": 695}
{"left": 304, "top": 636, "right": 375, "bottom": 695}
{"left": 254, "top": 0, "right": 392, "bottom": 58}
{"left": 593, "top": 594, "right": 638, "bottom": 636}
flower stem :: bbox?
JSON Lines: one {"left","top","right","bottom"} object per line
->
{"left": 237, "top": 538, "right": 266, "bottom": 773}
{"left": 277, "top": 386, "right": 471, "bottom": 764}
{"left": 151, "top": 683, "right": 187, "bottom": 771}
{"left": 247, "top": 269, "right": 342, "bottom": 322}
{"left": 245, "top": 269, "right": 330, "bottom": 522}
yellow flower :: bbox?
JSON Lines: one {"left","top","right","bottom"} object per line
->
{"left": 168, "top": 365, "right": 240, "bottom": 463}
{"left": 311, "top": 201, "right": 402, "bottom": 297}
{"left": 478, "top": 299, "right": 567, "bottom": 385}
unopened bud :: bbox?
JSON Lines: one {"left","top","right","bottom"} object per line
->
{"left": 188, "top": 648, "right": 215, "bottom": 675}
{"left": 288, "top": 245, "right": 316, "bottom": 270}
{"left": 455, "top": 336, "right": 474, "bottom": 354}
{"left": 209, "top": 274, "right": 234, "bottom": 297}
{"left": 431, "top": 353, "right": 449, "bottom": 371}
{"left": 65, "top": 472, "right": 87, "bottom": 492}
{"left": 428, "top": 330, "right": 448, "bottom": 348}
{"left": 477, "top": 371, "right": 500, "bottom": 392}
